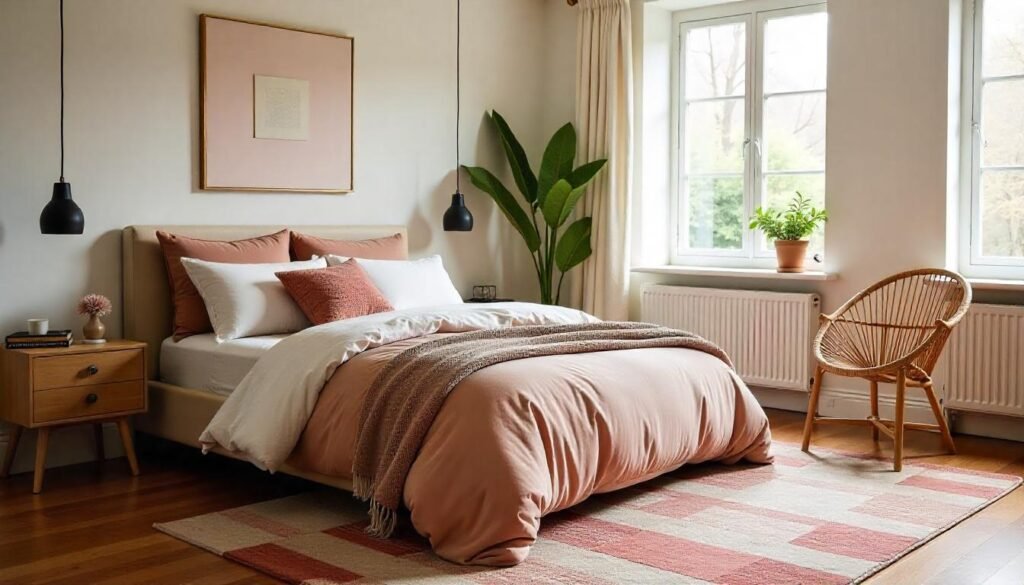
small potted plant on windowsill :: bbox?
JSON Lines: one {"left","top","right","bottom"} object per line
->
{"left": 749, "top": 192, "right": 828, "bottom": 273}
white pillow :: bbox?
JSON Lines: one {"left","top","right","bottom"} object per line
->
{"left": 181, "top": 257, "right": 326, "bottom": 341}
{"left": 326, "top": 254, "right": 462, "bottom": 310}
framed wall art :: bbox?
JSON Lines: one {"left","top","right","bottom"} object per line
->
{"left": 200, "top": 15, "right": 354, "bottom": 192}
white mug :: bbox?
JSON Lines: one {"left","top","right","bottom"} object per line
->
{"left": 27, "top": 318, "right": 49, "bottom": 335}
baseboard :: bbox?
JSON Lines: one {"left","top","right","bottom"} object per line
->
{"left": 751, "top": 386, "right": 1024, "bottom": 443}
{"left": 0, "top": 423, "right": 125, "bottom": 476}
{"left": 948, "top": 410, "right": 1024, "bottom": 443}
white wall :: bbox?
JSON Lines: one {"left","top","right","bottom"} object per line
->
{"left": 0, "top": 0, "right": 578, "bottom": 471}
{"left": 0, "top": 0, "right": 579, "bottom": 340}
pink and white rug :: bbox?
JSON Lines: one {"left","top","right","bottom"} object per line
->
{"left": 155, "top": 443, "right": 1021, "bottom": 584}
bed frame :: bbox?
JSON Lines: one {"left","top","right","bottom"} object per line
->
{"left": 123, "top": 225, "right": 407, "bottom": 489}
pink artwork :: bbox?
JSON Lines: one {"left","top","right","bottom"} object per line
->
{"left": 201, "top": 15, "right": 354, "bottom": 192}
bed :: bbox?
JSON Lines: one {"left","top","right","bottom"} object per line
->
{"left": 126, "top": 225, "right": 408, "bottom": 492}
{"left": 124, "top": 224, "right": 773, "bottom": 566}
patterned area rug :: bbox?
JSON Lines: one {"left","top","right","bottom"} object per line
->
{"left": 155, "top": 443, "right": 1021, "bottom": 584}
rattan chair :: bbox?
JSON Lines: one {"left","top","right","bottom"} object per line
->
{"left": 801, "top": 269, "right": 972, "bottom": 471}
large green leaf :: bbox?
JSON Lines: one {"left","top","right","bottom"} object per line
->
{"left": 463, "top": 165, "right": 541, "bottom": 251}
{"left": 536, "top": 123, "right": 577, "bottom": 209}
{"left": 555, "top": 217, "right": 593, "bottom": 272}
{"left": 542, "top": 179, "right": 588, "bottom": 228}
{"left": 566, "top": 159, "right": 607, "bottom": 189}
{"left": 490, "top": 111, "right": 538, "bottom": 205}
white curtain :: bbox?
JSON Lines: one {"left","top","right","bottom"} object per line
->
{"left": 572, "top": 0, "right": 633, "bottom": 321}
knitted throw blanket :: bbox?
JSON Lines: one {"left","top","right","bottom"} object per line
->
{"left": 351, "top": 321, "right": 732, "bottom": 538}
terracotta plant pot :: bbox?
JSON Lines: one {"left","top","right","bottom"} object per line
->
{"left": 83, "top": 313, "right": 106, "bottom": 343}
{"left": 774, "top": 240, "right": 809, "bottom": 273}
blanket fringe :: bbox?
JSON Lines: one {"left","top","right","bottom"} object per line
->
{"left": 352, "top": 473, "right": 398, "bottom": 538}
{"left": 366, "top": 499, "right": 398, "bottom": 538}
{"left": 352, "top": 473, "right": 373, "bottom": 500}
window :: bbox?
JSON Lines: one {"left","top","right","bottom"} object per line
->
{"left": 672, "top": 1, "right": 828, "bottom": 268}
{"left": 962, "top": 0, "right": 1024, "bottom": 279}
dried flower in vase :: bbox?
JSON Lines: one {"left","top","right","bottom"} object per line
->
{"left": 77, "top": 294, "right": 111, "bottom": 343}
{"left": 77, "top": 294, "right": 112, "bottom": 317}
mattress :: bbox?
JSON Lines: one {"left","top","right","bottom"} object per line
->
{"left": 159, "top": 334, "right": 285, "bottom": 395}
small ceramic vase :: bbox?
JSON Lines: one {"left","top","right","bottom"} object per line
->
{"left": 83, "top": 313, "right": 106, "bottom": 344}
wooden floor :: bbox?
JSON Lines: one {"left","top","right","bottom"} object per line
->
{"left": 1, "top": 409, "right": 1023, "bottom": 584}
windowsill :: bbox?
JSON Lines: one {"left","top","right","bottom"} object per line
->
{"left": 967, "top": 278, "right": 1024, "bottom": 291}
{"left": 631, "top": 265, "right": 838, "bottom": 281}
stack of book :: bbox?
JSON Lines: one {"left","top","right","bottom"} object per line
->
{"left": 5, "top": 330, "right": 74, "bottom": 349}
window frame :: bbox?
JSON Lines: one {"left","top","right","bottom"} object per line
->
{"left": 670, "top": 0, "right": 828, "bottom": 269}
{"left": 960, "top": 0, "right": 1024, "bottom": 279}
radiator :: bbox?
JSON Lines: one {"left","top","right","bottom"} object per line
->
{"left": 640, "top": 285, "right": 820, "bottom": 391}
{"left": 940, "top": 303, "right": 1024, "bottom": 418}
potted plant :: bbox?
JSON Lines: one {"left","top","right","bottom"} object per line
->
{"left": 462, "top": 111, "right": 607, "bottom": 305}
{"left": 77, "top": 293, "right": 112, "bottom": 344}
{"left": 749, "top": 192, "right": 828, "bottom": 273}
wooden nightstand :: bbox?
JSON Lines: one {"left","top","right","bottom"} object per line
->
{"left": 0, "top": 340, "right": 147, "bottom": 493}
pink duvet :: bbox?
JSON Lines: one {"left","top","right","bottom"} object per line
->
{"left": 289, "top": 332, "right": 773, "bottom": 566}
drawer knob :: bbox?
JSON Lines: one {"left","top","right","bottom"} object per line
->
{"left": 85, "top": 364, "right": 99, "bottom": 376}
{"left": 85, "top": 393, "right": 98, "bottom": 404}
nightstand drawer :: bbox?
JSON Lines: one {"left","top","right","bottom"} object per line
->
{"left": 32, "top": 349, "right": 144, "bottom": 391}
{"left": 33, "top": 381, "right": 144, "bottom": 424}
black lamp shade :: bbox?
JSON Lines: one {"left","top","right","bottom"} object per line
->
{"left": 40, "top": 181, "right": 84, "bottom": 234}
{"left": 443, "top": 192, "right": 473, "bottom": 231}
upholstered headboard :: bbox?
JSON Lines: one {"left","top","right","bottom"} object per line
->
{"left": 122, "top": 225, "right": 407, "bottom": 377}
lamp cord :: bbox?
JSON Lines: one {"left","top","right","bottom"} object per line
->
{"left": 59, "top": 0, "right": 65, "bottom": 182}
{"left": 455, "top": 0, "right": 460, "bottom": 193}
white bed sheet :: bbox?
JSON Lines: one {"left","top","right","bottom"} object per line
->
{"left": 159, "top": 334, "right": 285, "bottom": 395}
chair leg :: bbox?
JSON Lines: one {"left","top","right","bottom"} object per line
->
{"left": 893, "top": 369, "right": 906, "bottom": 472}
{"left": 802, "top": 366, "right": 825, "bottom": 452}
{"left": 923, "top": 382, "right": 957, "bottom": 454}
{"left": 869, "top": 381, "right": 879, "bottom": 442}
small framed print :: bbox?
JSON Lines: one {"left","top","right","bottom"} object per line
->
{"left": 253, "top": 75, "right": 310, "bottom": 141}
{"left": 200, "top": 15, "right": 354, "bottom": 192}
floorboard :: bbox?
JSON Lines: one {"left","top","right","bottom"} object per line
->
{"left": 0, "top": 408, "right": 1020, "bottom": 584}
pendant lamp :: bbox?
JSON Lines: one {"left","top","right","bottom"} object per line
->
{"left": 443, "top": 0, "right": 473, "bottom": 232}
{"left": 40, "top": 0, "right": 84, "bottom": 235}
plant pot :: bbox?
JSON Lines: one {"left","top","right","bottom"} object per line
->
{"left": 774, "top": 240, "right": 809, "bottom": 273}
{"left": 83, "top": 313, "right": 106, "bottom": 344}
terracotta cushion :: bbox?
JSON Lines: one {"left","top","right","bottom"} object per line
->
{"left": 156, "top": 229, "right": 291, "bottom": 340}
{"left": 290, "top": 231, "right": 407, "bottom": 261}
{"left": 276, "top": 259, "right": 394, "bottom": 325}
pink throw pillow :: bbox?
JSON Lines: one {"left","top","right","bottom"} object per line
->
{"left": 276, "top": 259, "right": 394, "bottom": 325}
{"left": 290, "top": 232, "right": 407, "bottom": 261}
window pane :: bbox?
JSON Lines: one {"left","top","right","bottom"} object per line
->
{"left": 685, "top": 22, "right": 746, "bottom": 99}
{"left": 764, "top": 174, "right": 826, "bottom": 256}
{"left": 686, "top": 99, "right": 746, "bottom": 173}
{"left": 764, "top": 93, "right": 826, "bottom": 172}
{"left": 982, "top": 0, "right": 1024, "bottom": 78}
{"left": 687, "top": 177, "right": 744, "bottom": 250}
{"left": 982, "top": 79, "right": 1024, "bottom": 167}
{"left": 980, "top": 170, "right": 1024, "bottom": 258}
{"left": 764, "top": 12, "right": 828, "bottom": 94}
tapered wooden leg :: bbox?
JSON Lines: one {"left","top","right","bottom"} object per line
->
{"left": 93, "top": 424, "right": 105, "bottom": 462}
{"left": 116, "top": 419, "right": 139, "bottom": 476}
{"left": 923, "top": 382, "right": 957, "bottom": 454}
{"left": 1, "top": 425, "right": 23, "bottom": 478}
{"left": 33, "top": 428, "right": 50, "bottom": 494}
{"left": 869, "top": 381, "right": 880, "bottom": 442}
{"left": 802, "top": 366, "right": 825, "bottom": 452}
{"left": 893, "top": 369, "right": 906, "bottom": 472}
